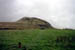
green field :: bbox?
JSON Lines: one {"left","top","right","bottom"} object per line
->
{"left": 0, "top": 29, "right": 75, "bottom": 50}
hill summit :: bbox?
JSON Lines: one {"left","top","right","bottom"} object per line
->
{"left": 0, "top": 17, "right": 53, "bottom": 30}
{"left": 17, "top": 17, "right": 53, "bottom": 29}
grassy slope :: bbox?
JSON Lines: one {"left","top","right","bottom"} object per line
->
{"left": 0, "top": 29, "right": 75, "bottom": 50}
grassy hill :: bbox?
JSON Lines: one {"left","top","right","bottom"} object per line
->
{"left": 0, "top": 17, "right": 52, "bottom": 30}
{"left": 0, "top": 29, "right": 75, "bottom": 50}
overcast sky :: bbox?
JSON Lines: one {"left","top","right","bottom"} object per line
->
{"left": 0, "top": 0, "right": 74, "bottom": 29}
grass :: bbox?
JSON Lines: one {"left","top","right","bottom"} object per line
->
{"left": 0, "top": 29, "right": 75, "bottom": 50}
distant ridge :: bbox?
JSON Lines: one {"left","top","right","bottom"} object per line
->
{"left": 0, "top": 17, "right": 53, "bottom": 30}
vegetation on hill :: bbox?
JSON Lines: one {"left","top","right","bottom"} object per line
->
{"left": 0, "top": 29, "right": 75, "bottom": 50}
{"left": 0, "top": 17, "right": 52, "bottom": 30}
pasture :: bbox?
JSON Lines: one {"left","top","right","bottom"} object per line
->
{"left": 0, "top": 29, "right": 75, "bottom": 50}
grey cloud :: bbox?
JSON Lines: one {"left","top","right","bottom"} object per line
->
{"left": 0, "top": 0, "right": 74, "bottom": 29}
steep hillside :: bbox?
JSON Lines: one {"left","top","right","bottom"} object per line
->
{"left": 0, "top": 17, "right": 53, "bottom": 30}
